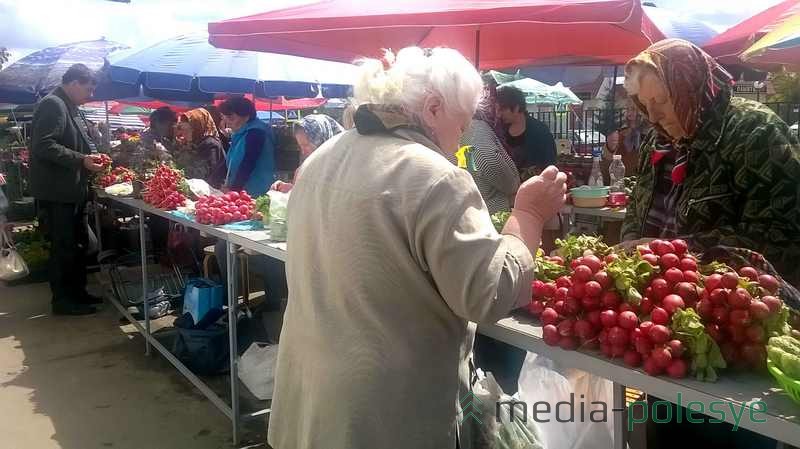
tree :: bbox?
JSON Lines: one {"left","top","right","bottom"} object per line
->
{"left": 768, "top": 71, "right": 800, "bottom": 104}
{"left": 0, "top": 47, "right": 9, "bottom": 70}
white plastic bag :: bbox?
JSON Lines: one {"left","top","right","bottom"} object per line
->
{"left": 104, "top": 181, "right": 133, "bottom": 196}
{"left": 0, "top": 229, "right": 29, "bottom": 281}
{"left": 186, "top": 179, "right": 222, "bottom": 198}
{"left": 517, "top": 353, "right": 614, "bottom": 449}
{"left": 267, "top": 190, "right": 289, "bottom": 242}
{"left": 238, "top": 342, "right": 278, "bottom": 400}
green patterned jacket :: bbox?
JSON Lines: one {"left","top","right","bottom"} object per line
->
{"left": 622, "top": 96, "right": 800, "bottom": 285}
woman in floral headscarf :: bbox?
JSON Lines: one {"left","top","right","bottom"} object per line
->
{"left": 621, "top": 39, "right": 800, "bottom": 286}
{"left": 270, "top": 114, "right": 344, "bottom": 193}
{"left": 174, "top": 108, "right": 226, "bottom": 186}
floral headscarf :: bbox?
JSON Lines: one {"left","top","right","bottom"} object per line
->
{"left": 180, "top": 108, "right": 219, "bottom": 144}
{"left": 296, "top": 114, "right": 344, "bottom": 149}
{"left": 625, "top": 39, "right": 733, "bottom": 184}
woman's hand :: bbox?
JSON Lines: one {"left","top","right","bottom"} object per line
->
{"left": 613, "top": 237, "right": 655, "bottom": 253}
{"left": 513, "top": 165, "right": 567, "bottom": 223}
{"left": 270, "top": 180, "right": 294, "bottom": 193}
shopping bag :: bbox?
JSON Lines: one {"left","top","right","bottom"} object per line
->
{"left": 183, "top": 278, "right": 224, "bottom": 324}
{"left": 238, "top": 342, "right": 278, "bottom": 400}
{"left": 0, "top": 228, "right": 29, "bottom": 281}
{"left": 172, "top": 322, "right": 230, "bottom": 375}
{"left": 267, "top": 190, "right": 289, "bottom": 242}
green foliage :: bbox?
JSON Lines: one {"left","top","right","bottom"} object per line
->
{"left": 768, "top": 72, "right": 800, "bottom": 104}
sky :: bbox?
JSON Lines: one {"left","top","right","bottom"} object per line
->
{"left": 0, "top": 0, "right": 786, "bottom": 65}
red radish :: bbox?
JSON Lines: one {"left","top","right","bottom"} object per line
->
{"left": 712, "top": 306, "right": 729, "bottom": 324}
{"left": 651, "top": 307, "right": 670, "bottom": 325}
{"left": 594, "top": 271, "right": 612, "bottom": 290}
{"left": 709, "top": 288, "right": 729, "bottom": 306}
{"left": 608, "top": 326, "right": 629, "bottom": 347}
{"left": 555, "top": 287, "right": 570, "bottom": 301}
{"left": 630, "top": 327, "right": 645, "bottom": 342}
{"left": 582, "top": 255, "right": 603, "bottom": 273}
{"left": 661, "top": 254, "right": 681, "bottom": 271}
{"left": 584, "top": 281, "right": 603, "bottom": 297}
{"left": 650, "top": 278, "right": 670, "bottom": 300}
{"left": 528, "top": 301, "right": 546, "bottom": 316}
{"left": 758, "top": 275, "right": 780, "bottom": 294}
{"left": 668, "top": 340, "right": 685, "bottom": 358}
{"left": 570, "top": 259, "right": 581, "bottom": 270}
{"left": 581, "top": 296, "right": 601, "bottom": 311}
{"left": 600, "top": 310, "right": 618, "bottom": 328}
{"left": 556, "top": 276, "right": 572, "bottom": 289}
{"left": 640, "top": 297, "right": 655, "bottom": 314}
{"left": 666, "top": 358, "right": 688, "bottom": 378}
{"left": 543, "top": 325, "right": 560, "bottom": 345}
{"left": 727, "top": 288, "right": 752, "bottom": 310}
{"left": 618, "top": 311, "right": 639, "bottom": 330}
{"left": 655, "top": 241, "right": 676, "bottom": 256}
{"left": 721, "top": 272, "right": 740, "bottom": 289}
{"left": 637, "top": 245, "right": 654, "bottom": 256}
{"left": 675, "top": 282, "right": 699, "bottom": 302}
{"left": 587, "top": 310, "right": 602, "bottom": 327}
{"left": 624, "top": 350, "right": 642, "bottom": 367}
{"left": 610, "top": 344, "right": 627, "bottom": 358}
{"left": 635, "top": 337, "right": 653, "bottom": 356}
{"left": 601, "top": 291, "right": 621, "bottom": 308}
{"left": 649, "top": 239, "right": 665, "bottom": 253}
{"left": 643, "top": 357, "right": 663, "bottom": 376}
{"left": 532, "top": 281, "right": 546, "bottom": 298}
{"left": 648, "top": 325, "right": 671, "bottom": 344}
{"left": 642, "top": 253, "right": 660, "bottom": 266}
{"left": 697, "top": 298, "right": 714, "bottom": 319}
{"left": 705, "top": 274, "right": 723, "bottom": 293}
{"left": 553, "top": 300, "right": 566, "bottom": 315}
{"left": 680, "top": 257, "right": 698, "bottom": 272}
{"left": 598, "top": 328, "right": 609, "bottom": 345}
{"left": 618, "top": 302, "right": 637, "bottom": 314}
{"left": 639, "top": 320, "right": 654, "bottom": 333}
{"left": 671, "top": 239, "right": 688, "bottom": 256}
{"left": 662, "top": 295, "right": 686, "bottom": 314}
{"left": 739, "top": 266, "right": 759, "bottom": 280}
{"left": 706, "top": 323, "right": 724, "bottom": 343}
{"left": 727, "top": 324, "right": 747, "bottom": 343}
{"left": 741, "top": 344, "right": 767, "bottom": 369}
{"left": 601, "top": 344, "right": 613, "bottom": 358}
{"left": 721, "top": 342, "right": 739, "bottom": 364}
{"left": 541, "top": 308, "right": 559, "bottom": 325}
{"left": 564, "top": 298, "right": 581, "bottom": 315}
{"left": 559, "top": 336, "right": 579, "bottom": 350}
{"left": 651, "top": 346, "right": 673, "bottom": 369}
{"left": 749, "top": 300, "right": 771, "bottom": 320}
{"left": 574, "top": 265, "right": 593, "bottom": 282}
{"left": 570, "top": 282, "right": 586, "bottom": 298}
{"left": 761, "top": 296, "right": 782, "bottom": 314}
{"left": 663, "top": 267, "right": 684, "bottom": 284}
{"left": 604, "top": 254, "right": 619, "bottom": 264}
{"left": 542, "top": 282, "right": 557, "bottom": 298}
{"left": 729, "top": 309, "right": 752, "bottom": 327}
{"left": 574, "top": 319, "right": 594, "bottom": 340}
{"left": 745, "top": 325, "right": 765, "bottom": 343}
{"left": 584, "top": 339, "right": 600, "bottom": 350}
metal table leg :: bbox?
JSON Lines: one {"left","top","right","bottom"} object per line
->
{"left": 613, "top": 382, "right": 627, "bottom": 449}
{"left": 94, "top": 199, "right": 103, "bottom": 253}
{"left": 138, "top": 208, "right": 150, "bottom": 356}
{"left": 226, "top": 240, "right": 241, "bottom": 445}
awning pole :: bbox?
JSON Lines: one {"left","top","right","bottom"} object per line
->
{"left": 104, "top": 100, "right": 111, "bottom": 150}
{"left": 474, "top": 28, "right": 481, "bottom": 69}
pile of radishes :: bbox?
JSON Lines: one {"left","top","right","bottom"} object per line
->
{"left": 529, "top": 237, "right": 790, "bottom": 381}
{"left": 195, "top": 191, "right": 255, "bottom": 225}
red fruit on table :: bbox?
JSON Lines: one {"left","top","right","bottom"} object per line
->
{"left": 745, "top": 325, "right": 765, "bottom": 344}
{"left": 600, "top": 310, "right": 618, "bottom": 328}
{"left": 610, "top": 344, "right": 627, "bottom": 358}
{"left": 642, "top": 253, "right": 660, "bottom": 266}
{"left": 709, "top": 288, "right": 729, "bottom": 306}
{"left": 594, "top": 271, "right": 612, "bottom": 290}
{"left": 651, "top": 346, "right": 673, "bottom": 369}
{"left": 680, "top": 257, "right": 698, "bottom": 272}
{"left": 675, "top": 282, "right": 699, "bottom": 301}
{"left": 666, "top": 358, "right": 688, "bottom": 378}
{"left": 651, "top": 307, "right": 670, "bottom": 325}
{"left": 721, "top": 272, "right": 740, "bottom": 289}
{"left": 706, "top": 323, "right": 724, "bottom": 343}
{"left": 739, "top": 266, "right": 759, "bottom": 281}
{"left": 582, "top": 255, "right": 603, "bottom": 273}
{"left": 598, "top": 328, "right": 609, "bottom": 345}
{"left": 650, "top": 278, "right": 670, "bottom": 300}
{"left": 570, "top": 282, "right": 586, "bottom": 298}
{"left": 618, "top": 311, "right": 639, "bottom": 330}
{"left": 553, "top": 300, "right": 566, "bottom": 315}
{"left": 655, "top": 241, "right": 676, "bottom": 256}
{"left": 697, "top": 298, "right": 714, "bottom": 319}
{"left": 667, "top": 340, "right": 685, "bottom": 358}
{"left": 630, "top": 327, "right": 645, "bottom": 342}
{"left": 749, "top": 300, "right": 771, "bottom": 321}
{"left": 648, "top": 325, "right": 671, "bottom": 344}
{"left": 555, "top": 287, "right": 569, "bottom": 302}
{"left": 608, "top": 326, "right": 629, "bottom": 347}
{"left": 584, "top": 281, "right": 603, "bottom": 297}
{"left": 601, "top": 343, "right": 613, "bottom": 358}
{"left": 587, "top": 310, "right": 602, "bottom": 327}
{"left": 635, "top": 337, "right": 653, "bottom": 356}
{"left": 570, "top": 259, "right": 581, "bottom": 270}
{"left": 601, "top": 291, "right": 621, "bottom": 308}
{"left": 556, "top": 276, "right": 573, "bottom": 289}
{"left": 624, "top": 350, "right": 642, "bottom": 367}
{"left": 604, "top": 254, "right": 619, "bottom": 264}
{"left": 637, "top": 245, "right": 654, "bottom": 256}
{"left": 573, "top": 265, "right": 593, "bottom": 282}
{"left": 564, "top": 297, "right": 581, "bottom": 315}
{"left": 559, "top": 336, "right": 579, "bottom": 351}
{"left": 581, "top": 296, "right": 601, "bottom": 311}
{"left": 727, "top": 324, "right": 747, "bottom": 343}
{"left": 643, "top": 356, "right": 664, "bottom": 376}
{"left": 649, "top": 239, "right": 665, "bottom": 253}
{"left": 640, "top": 297, "right": 655, "bottom": 315}
{"left": 618, "top": 302, "right": 637, "bottom": 314}
{"left": 527, "top": 301, "right": 546, "bottom": 316}
{"left": 574, "top": 319, "right": 595, "bottom": 340}
{"left": 729, "top": 309, "right": 752, "bottom": 327}
{"left": 705, "top": 274, "right": 723, "bottom": 293}
{"left": 727, "top": 288, "right": 752, "bottom": 310}
{"left": 662, "top": 295, "right": 686, "bottom": 314}
{"left": 712, "top": 306, "right": 729, "bottom": 324}
{"left": 541, "top": 308, "right": 559, "bottom": 325}
{"left": 758, "top": 274, "right": 780, "bottom": 295}
{"left": 543, "top": 324, "right": 560, "bottom": 345}
{"left": 761, "top": 296, "right": 782, "bottom": 314}
{"left": 741, "top": 344, "right": 767, "bottom": 369}
{"left": 639, "top": 320, "right": 654, "bottom": 333}
{"left": 671, "top": 239, "right": 688, "bottom": 256}
{"left": 542, "top": 282, "right": 557, "bottom": 299}
{"left": 661, "top": 254, "right": 681, "bottom": 271}
{"left": 532, "top": 280, "right": 546, "bottom": 299}
{"left": 663, "top": 267, "right": 684, "bottom": 285}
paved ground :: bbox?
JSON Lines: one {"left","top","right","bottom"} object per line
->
{"left": 0, "top": 280, "right": 269, "bottom": 449}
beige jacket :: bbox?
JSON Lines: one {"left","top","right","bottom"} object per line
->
{"left": 268, "top": 125, "right": 535, "bottom": 449}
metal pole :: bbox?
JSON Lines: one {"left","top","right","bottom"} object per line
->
{"left": 138, "top": 208, "right": 150, "bottom": 356}
{"left": 226, "top": 240, "right": 240, "bottom": 445}
{"left": 474, "top": 28, "right": 481, "bottom": 69}
{"left": 104, "top": 101, "right": 111, "bottom": 150}
{"left": 94, "top": 200, "right": 103, "bottom": 253}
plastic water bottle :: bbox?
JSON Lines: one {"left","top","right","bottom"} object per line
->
{"left": 588, "top": 156, "right": 603, "bottom": 187}
{"left": 609, "top": 154, "right": 626, "bottom": 192}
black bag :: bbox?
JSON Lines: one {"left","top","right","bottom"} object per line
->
{"left": 172, "top": 323, "right": 230, "bottom": 375}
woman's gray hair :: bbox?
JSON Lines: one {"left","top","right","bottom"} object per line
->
{"left": 352, "top": 47, "right": 484, "bottom": 119}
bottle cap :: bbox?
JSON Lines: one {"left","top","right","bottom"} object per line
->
{"left": 613, "top": 154, "right": 622, "bottom": 160}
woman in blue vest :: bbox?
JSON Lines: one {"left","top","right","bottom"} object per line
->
{"left": 218, "top": 96, "right": 275, "bottom": 197}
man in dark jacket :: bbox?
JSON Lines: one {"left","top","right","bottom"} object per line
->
{"left": 30, "top": 64, "right": 105, "bottom": 315}
{"left": 495, "top": 85, "right": 557, "bottom": 180}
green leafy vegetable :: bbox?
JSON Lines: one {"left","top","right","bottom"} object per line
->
{"left": 554, "top": 234, "right": 610, "bottom": 263}
{"left": 605, "top": 252, "right": 654, "bottom": 306}
{"left": 764, "top": 305, "right": 791, "bottom": 338}
{"left": 671, "top": 308, "right": 726, "bottom": 382}
{"left": 491, "top": 211, "right": 511, "bottom": 233}
{"left": 698, "top": 261, "right": 733, "bottom": 276}
{"left": 535, "top": 257, "right": 570, "bottom": 282}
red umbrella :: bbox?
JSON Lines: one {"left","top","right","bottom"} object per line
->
{"left": 208, "top": 0, "right": 664, "bottom": 69}
{"left": 703, "top": 0, "right": 800, "bottom": 66}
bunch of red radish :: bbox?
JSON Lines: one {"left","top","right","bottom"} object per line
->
{"left": 195, "top": 191, "right": 255, "bottom": 225}
{"left": 142, "top": 165, "right": 187, "bottom": 210}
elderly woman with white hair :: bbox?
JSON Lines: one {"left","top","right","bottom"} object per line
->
{"left": 267, "top": 47, "right": 567, "bottom": 449}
